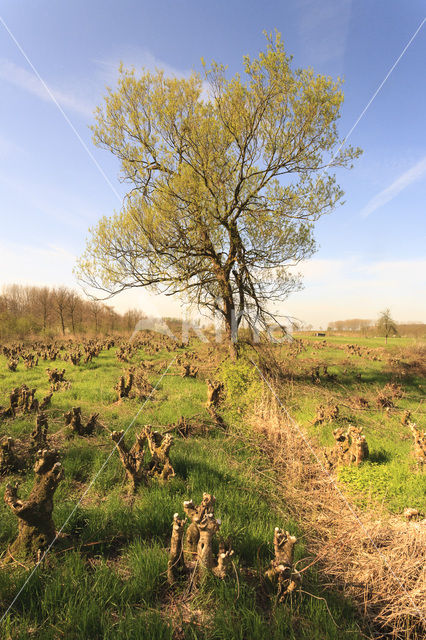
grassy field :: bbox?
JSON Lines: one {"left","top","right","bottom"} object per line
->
{"left": 272, "top": 334, "right": 426, "bottom": 512}
{"left": 0, "top": 339, "right": 368, "bottom": 639}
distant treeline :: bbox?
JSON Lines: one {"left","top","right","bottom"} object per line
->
{"left": 327, "top": 318, "right": 425, "bottom": 338}
{"left": 0, "top": 284, "right": 144, "bottom": 339}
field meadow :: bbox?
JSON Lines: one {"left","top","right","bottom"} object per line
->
{"left": 0, "top": 332, "right": 424, "bottom": 639}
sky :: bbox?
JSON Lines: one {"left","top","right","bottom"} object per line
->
{"left": 0, "top": 0, "right": 425, "bottom": 329}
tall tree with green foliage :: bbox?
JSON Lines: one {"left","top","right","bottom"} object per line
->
{"left": 377, "top": 308, "right": 398, "bottom": 344}
{"left": 76, "top": 32, "right": 361, "bottom": 357}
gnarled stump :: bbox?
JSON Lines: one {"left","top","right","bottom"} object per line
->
{"left": 167, "top": 513, "right": 187, "bottom": 584}
{"left": 410, "top": 422, "right": 425, "bottom": 468}
{"left": 115, "top": 371, "right": 134, "bottom": 401}
{"left": 144, "top": 426, "right": 175, "bottom": 482}
{"left": 4, "top": 448, "right": 64, "bottom": 559}
{"left": 39, "top": 393, "right": 53, "bottom": 411}
{"left": 111, "top": 430, "right": 147, "bottom": 491}
{"left": 64, "top": 407, "right": 99, "bottom": 436}
{"left": 46, "top": 368, "right": 66, "bottom": 384}
{"left": 213, "top": 547, "right": 234, "bottom": 579}
{"left": 0, "top": 437, "right": 22, "bottom": 474}
{"left": 206, "top": 380, "right": 223, "bottom": 409}
{"left": 10, "top": 384, "right": 39, "bottom": 414}
{"left": 196, "top": 513, "right": 220, "bottom": 573}
{"left": 180, "top": 363, "right": 198, "bottom": 378}
{"left": 324, "top": 425, "right": 369, "bottom": 469}
{"left": 171, "top": 496, "right": 234, "bottom": 583}
{"left": 265, "top": 528, "right": 301, "bottom": 599}
{"left": 111, "top": 426, "right": 174, "bottom": 492}
{"left": 183, "top": 493, "right": 216, "bottom": 562}
{"left": 31, "top": 413, "right": 49, "bottom": 450}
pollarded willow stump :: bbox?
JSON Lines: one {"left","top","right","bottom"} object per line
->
{"left": 265, "top": 528, "right": 301, "bottom": 599}
{"left": 196, "top": 512, "right": 221, "bottom": 573}
{"left": 64, "top": 407, "right": 99, "bottom": 436}
{"left": 180, "top": 363, "right": 198, "bottom": 378}
{"left": 111, "top": 426, "right": 175, "bottom": 492}
{"left": 31, "top": 412, "right": 49, "bottom": 450}
{"left": 115, "top": 371, "right": 134, "bottom": 401}
{"left": 206, "top": 380, "right": 226, "bottom": 429}
{"left": 183, "top": 493, "right": 216, "bottom": 562}
{"left": 4, "top": 448, "right": 64, "bottom": 560}
{"left": 39, "top": 392, "right": 53, "bottom": 411}
{"left": 168, "top": 495, "right": 234, "bottom": 585}
{"left": 144, "top": 426, "right": 175, "bottom": 483}
{"left": 206, "top": 380, "right": 223, "bottom": 409}
{"left": 0, "top": 436, "right": 21, "bottom": 475}
{"left": 111, "top": 429, "right": 147, "bottom": 491}
{"left": 409, "top": 422, "right": 425, "bottom": 469}
{"left": 167, "top": 513, "right": 187, "bottom": 584}
{"left": 10, "top": 384, "right": 39, "bottom": 414}
{"left": 46, "top": 368, "right": 66, "bottom": 384}
{"left": 324, "top": 425, "right": 369, "bottom": 469}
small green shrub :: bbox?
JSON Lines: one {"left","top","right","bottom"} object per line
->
{"left": 219, "top": 356, "right": 262, "bottom": 413}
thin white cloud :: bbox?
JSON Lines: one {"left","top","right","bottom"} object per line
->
{"left": 0, "top": 58, "right": 94, "bottom": 118}
{"left": 0, "top": 132, "right": 26, "bottom": 159}
{"left": 284, "top": 256, "right": 426, "bottom": 326}
{"left": 297, "top": 0, "right": 351, "bottom": 69}
{"left": 360, "top": 155, "right": 426, "bottom": 217}
{"left": 0, "top": 170, "right": 101, "bottom": 231}
{"left": 94, "top": 48, "right": 192, "bottom": 84}
{"left": 0, "top": 241, "right": 76, "bottom": 287}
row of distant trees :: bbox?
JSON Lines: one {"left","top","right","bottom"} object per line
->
{"left": 327, "top": 312, "right": 425, "bottom": 339}
{"left": 0, "top": 284, "right": 143, "bottom": 339}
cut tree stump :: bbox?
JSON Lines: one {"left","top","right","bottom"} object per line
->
{"left": 4, "top": 448, "right": 64, "bottom": 560}
{"left": 265, "top": 527, "right": 301, "bottom": 599}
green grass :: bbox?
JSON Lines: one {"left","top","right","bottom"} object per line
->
{"left": 273, "top": 335, "right": 426, "bottom": 512}
{"left": 0, "top": 341, "right": 365, "bottom": 639}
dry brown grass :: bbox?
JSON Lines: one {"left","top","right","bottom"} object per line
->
{"left": 249, "top": 386, "right": 425, "bottom": 639}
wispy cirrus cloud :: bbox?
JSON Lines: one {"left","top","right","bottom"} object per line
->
{"left": 0, "top": 58, "right": 94, "bottom": 118}
{"left": 297, "top": 0, "right": 352, "bottom": 70}
{"left": 94, "top": 48, "right": 192, "bottom": 84}
{"left": 0, "top": 132, "right": 26, "bottom": 160}
{"left": 360, "top": 155, "right": 426, "bottom": 217}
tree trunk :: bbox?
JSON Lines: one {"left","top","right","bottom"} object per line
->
{"left": 60, "top": 311, "right": 65, "bottom": 336}
{"left": 223, "top": 298, "right": 238, "bottom": 360}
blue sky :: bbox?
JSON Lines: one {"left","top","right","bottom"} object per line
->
{"left": 0, "top": 0, "right": 425, "bottom": 327}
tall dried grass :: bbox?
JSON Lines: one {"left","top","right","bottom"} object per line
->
{"left": 249, "top": 379, "right": 425, "bottom": 639}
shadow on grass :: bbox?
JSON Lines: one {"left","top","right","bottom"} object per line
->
{"left": 368, "top": 450, "right": 391, "bottom": 464}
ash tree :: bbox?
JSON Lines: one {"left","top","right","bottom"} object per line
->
{"left": 77, "top": 32, "right": 361, "bottom": 357}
